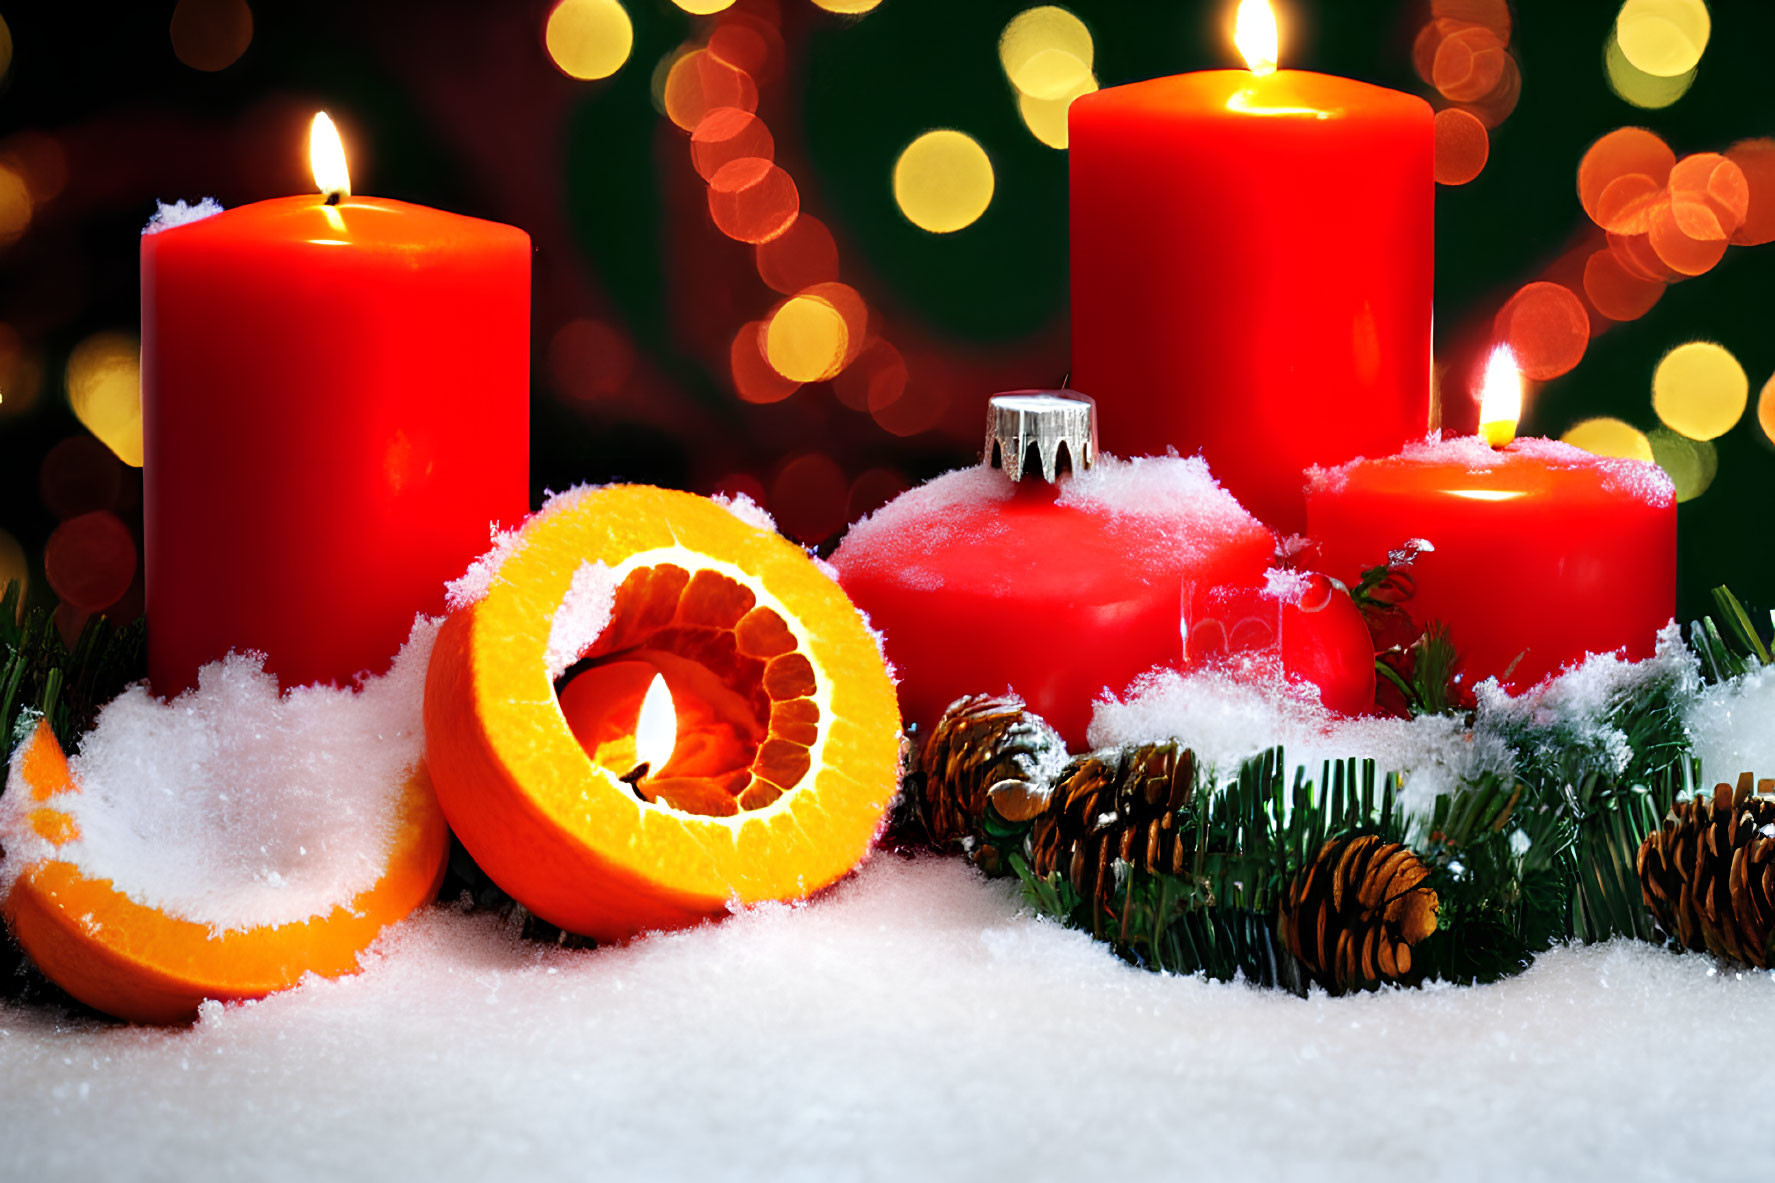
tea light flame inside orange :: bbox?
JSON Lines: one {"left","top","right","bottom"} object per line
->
{"left": 1479, "top": 344, "right": 1524, "bottom": 448}
{"left": 634, "top": 672, "right": 678, "bottom": 776}
{"left": 1235, "top": 0, "right": 1279, "bottom": 77}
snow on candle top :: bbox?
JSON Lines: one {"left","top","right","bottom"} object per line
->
{"left": 1305, "top": 432, "right": 1677, "bottom": 509}
{"left": 143, "top": 197, "right": 223, "bottom": 234}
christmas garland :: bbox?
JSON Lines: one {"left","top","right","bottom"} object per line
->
{"left": 899, "top": 588, "right": 1774, "bottom": 995}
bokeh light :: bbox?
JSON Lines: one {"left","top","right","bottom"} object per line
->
{"left": 708, "top": 157, "right": 799, "bottom": 244}
{"left": 691, "top": 108, "right": 774, "bottom": 182}
{"left": 672, "top": 0, "right": 735, "bottom": 13}
{"left": 1578, "top": 127, "right": 1674, "bottom": 227}
{"left": 1759, "top": 370, "right": 1775, "bottom": 447}
{"left": 545, "top": 0, "right": 633, "bottom": 82}
{"left": 811, "top": 0, "right": 883, "bottom": 13}
{"left": 170, "top": 0, "right": 254, "bottom": 72}
{"left": 1652, "top": 340, "right": 1747, "bottom": 440}
{"left": 709, "top": 17, "right": 783, "bottom": 86}
{"left": 999, "top": 7, "right": 1094, "bottom": 102}
{"left": 1432, "top": 25, "right": 1505, "bottom": 103}
{"left": 1647, "top": 427, "right": 1718, "bottom": 501}
{"left": 729, "top": 322, "right": 800, "bottom": 405}
{"left": 765, "top": 294, "right": 850, "bottom": 383}
{"left": 1433, "top": 108, "right": 1489, "bottom": 186}
{"left": 65, "top": 333, "right": 144, "bottom": 468}
{"left": 1495, "top": 282, "right": 1588, "bottom": 381}
{"left": 2, "top": 132, "right": 69, "bottom": 207}
{"left": 893, "top": 131, "right": 994, "bottom": 234}
{"left": 770, "top": 453, "right": 848, "bottom": 545}
{"left": 0, "top": 528, "right": 26, "bottom": 612}
{"left": 664, "top": 49, "right": 759, "bottom": 132}
{"left": 1726, "top": 138, "right": 1775, "bottom": 245}
{"left": 1562, "top": 416, "right": 1654, "bottom": 462}
{"left": 548, "top": 318, "right": 636, "bottom": 401}
{"left": 833, "top": 338, "right": 908, "bottom": 413}
{"left": 44, "top": 511, "right": 137, "bottom": 613}
{"left": 1670, "top": 152, "right": 1748, "bottom": 240}
{"left": 1615, "top": 0, "right": 1710, "bottom": 78}
{"left": 1018, "top": 75, "right": 1097, "bottom": 150}
{"left": 0, "top": 323, "right": 41, "bottom": 419}
{"left": 756, "top": 214, "right": 839, "bottom": 295}
{"left": 1583, "top": 248, "right": 1664, "bottom": 321}
{"left": 39, "top": 436, "right": 124, "bottom": 521}
{"left": 1594, "top": 172, "right": 1662, "bottom": 234}
{"left": 870, "top": 353, "right": 950, "bottom": 437}
{"left": 1647, "top": 200, "right": 1726, "bottom": 275}
{"left": 1605, "top": 30, "right": 1695, "bottom": 109}
{"left": 0, "top": 15, "right": 11, "bottom": 82}
{"left": 0, "top": 164, "right": 33, "bottom": 247}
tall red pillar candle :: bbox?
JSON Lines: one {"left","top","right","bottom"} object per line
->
{"left": 1304, "top": 434, "right": 1676, "bottom": 693}
{"left": 1069, "top": 3, "right": 1433, "bottom": 533}
{"left": 141, "top": 117, "right": 529, "bottom": 694}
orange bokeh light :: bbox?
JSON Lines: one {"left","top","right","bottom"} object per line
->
{"left": 1594, "top": 172, "right": 1663, "bottom": 235}
{"left": 44, "top": 510, "right": 137, "bottom": 613}
{"left": 1582, "top": 249, "right": 1664, "bottom": 322}
{"left": 1433, "top": 108, "right": 1489, "bottom": 186}
{"left": 1579, "top": 128, "right": 1674, "bottom": 227}
{"left": 664, "top": 49, "right": 758, "bottom": 132}
{"left": 691, "top": 107, "right": 774, "bottom": 182}
{"left": 729, "top": 320, "right": 800, "bottom": 404}
{"left": 833, "top": 338, "right": 908, "bottom": 414}
{"left": 756, "top": 214, "right": 839, "bottom": 296}
{"left": 1432, "top": 25, "right": 1505, "bottom": 103}
{"left": 1726, "top": 138, "right": 1775, "bottom": 246}
{"left": 1646, "top": 201, "right": 1727, "bottom": 276}
{"left": 1669, "top": 152, "right": 1748, "bottom": 240}
{"left": 548, "top": 318, "right": 636, "bottom": 400}
{"left": 708, "top": 15, "right": 783, "bottom": 86}
{"left": 707, "top": 156, "right": 799, "bottom": 244}
{"left": 1495, "top": 281, "right": 1589, "bottom": 381}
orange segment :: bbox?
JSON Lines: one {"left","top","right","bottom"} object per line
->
{"left": 423, "top": 485, "right": 901, "bottom": 943}
{"left": 1, "top": 724, "right": 449, "bottom": 1025}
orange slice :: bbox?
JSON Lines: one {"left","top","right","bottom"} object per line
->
{"left": 423, "top": 485, "right": 901, "bottom": 943}
{"left": 1, "top": 724, "right": 448, "bottom": 1024}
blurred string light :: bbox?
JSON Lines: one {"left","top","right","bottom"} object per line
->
{"left": 765, "top": 294, "right": 850, "bottom": 383}
{"left": 999, "top": 7, "right": 1097, "bottom": 149}
{"left": 1413, "top": 0, "right": 1520, "bottom": 186}
{"left": 2, "top": 132, "right": 69, "bottom": 207}
{"left": 545, "top": 0, "right": 633, "bottom": 81}
{"left": 893, "top": 130, "right": 994, "bottom": 233}
{"left": 1759, "top": 370, "right": 1775, "bottom": 447}
{"left": 169, "top": 0, "right": 254, "bottom": 72}
{"left": 65, "top": 333, "right": 144, "bottom": 468}
{"left": 1615, "top": 0, "right": 1709, "bottom": 78}
{"left": 672, "top": 0, "right": 735, "bottom": 13}
{"left": 1494, "top": 281, "right": 1588, "bottom": 381}
{"left": 810, "top": 0, "right": 883, "bottom": 14}
{"left": 1652, "top": 340, "right": 1746, "bottom": 440}
{"left": 1604, "top": 30, "right": 1695, "bottom": 109}
{"left": 0, "top": 164, "right": 33, "bottom": 248}
{"left": 1647, "top": 427, "right": 1718, "bottom": 501}
{"left": 1562, "top": 416, "right": 1654, "bottom": 462}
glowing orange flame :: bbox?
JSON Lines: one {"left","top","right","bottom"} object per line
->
{"left": 634, "top": 673, "right": 677, "bottom": 775}
{"left": 1235, "top": 0, "right": 1279, "bottom": 77}
{"left": 309, "top": 112, "right": 350, "bottom": 202}
{"left": 1479, "top": 344, "right": 1524, "bottom": 448}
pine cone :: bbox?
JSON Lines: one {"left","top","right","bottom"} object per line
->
{"left": 1278, "top": 834, "right": 1439, "bottom": 994}
{"left": 1026, "top": 743, "right": 1198, "bottom": 909}
{"left": 1637, "top": 772, "right": 1775, "bottom": 968}
{"left": 915, "top": 695, "right": 1066, "bottom": 852}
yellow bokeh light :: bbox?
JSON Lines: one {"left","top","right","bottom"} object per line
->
{"left": 1652, "top": 340, "right": 1746, "bottom": 441}
{"left": 0, "top": 164, "right": 33, "bottom": 246}
{"left": 1604, "top": 30, "right": 1694, "bottom": 109}
{"left": 1647, "top": 427, "right": 1718, "bottom": 501}
{"left": 66, "top": 333, "right": 144, "bottom": 468}
{"left": 893, "top": 130, "right": 994, "bottom": 234}
{"left": 672, "top": 0, "right": 734, "bottom": 12}
{"left": 1018, "top": 74, "right": 1097, "bottom": 149}
{"left": 545, "top": 0, "right": 633, "bottom": 81}
{"left": 765, "top": 295, "right": 850, "bottom": 383}
{"left": 1562, "top": 416, "right": 1654, "bottom": 463}
{"left": 811, "top": 0, "right": 883, "bottom": 13}
{"left": 1615, "top": 0, "right": 1709, "bottom": 79}
{"left": 1759, "top": 370, "right": 1775, "bottom": 447}
{"left": 0, "top": 528, "right": 26, "bottom": 614}
{"left": 999, "top": 7, "right": 1094, "bottom": 101}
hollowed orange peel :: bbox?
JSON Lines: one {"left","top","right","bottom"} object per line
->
{"left": 1, "top": 723, "right": 449, "bottom": 1024}
{"left": 423, "top": 485, "right": 902, "bottom": 943}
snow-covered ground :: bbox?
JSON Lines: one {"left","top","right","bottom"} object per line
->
{"left": 2, "top": 854, "right": 1767, "bottom": 1182}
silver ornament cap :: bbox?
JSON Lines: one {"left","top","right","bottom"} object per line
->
{"left": 983, "top": 390, "right": 1098, "bottom": 483}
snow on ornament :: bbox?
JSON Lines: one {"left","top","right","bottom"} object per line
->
{"left": 423, "top": 484, "right": 901, "bottom": 943}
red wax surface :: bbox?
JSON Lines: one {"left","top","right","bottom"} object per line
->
{"left": 141, "top": 196, "right": 530, "bottom": 694}
{"left": 1304, "top": 437, "right": 1676, "bottom": 692}
{"left": 830, "top": 460, "right": 1275, "bottom": 747}
{"left": 1070, "top": 69, "right": 1434, "bottom": 533}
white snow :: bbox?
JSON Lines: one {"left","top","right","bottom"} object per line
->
{"left": 712, "top": 490, "right": 777, "bottom": 536}
{"left": 0, "top": 856, "right": 1767, "bottom": 1180}
{"left": 142, "top": 197, "right": 223, "bottom": 234}
{"left": 1307, "top": 432, "right": 1677, "bottom": 508}
{"left": 0, "top": 620, "right": 436, "bottom": 934}
{"left": 1689, "top": 665, "right": 1775, "bottom": 787}
{"left": 830, "top": 465, "right": 1016, "bottom": 589}
{"left": 542, "top": 561, "right": 617, "bottom": 681}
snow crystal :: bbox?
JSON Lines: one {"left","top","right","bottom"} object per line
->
{"left": 711, "top": 490, "right": 777, "bottom": 536}
{"left": 444, "top": 522, "right": 524, "bottom": 610}
{"left": 1307, "top": 432, "right": 1677, "bottom": 508}
{"left": 142, "top": 197, "right": 223, "bottom": 234}
{"left": 1262, "top": 566, "right": 1312, "bottom": 603}
{"left": 0, "top": 620, "right": 436, "bottom": 933}
{"left": 543, "top": 561, "right": 618, "bottom": 681}
{"left": 1055, "top": 452, "right": 1257, "bottom": 537}
{"left": 830, "top": 464, "right": 1017, "bottom": 582}
{"left": 0, "top": 856, "right": 1768, "bottom": 1180}
{"left": 1689, "top": 665, "right": 1775, "bottom": 786}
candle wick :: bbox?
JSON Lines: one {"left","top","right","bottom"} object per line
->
{"left": 324, "top": 191, "right": 342, "bottom": 207}
{"left": 620, "top": 762, "right": 652, "bottom": 800}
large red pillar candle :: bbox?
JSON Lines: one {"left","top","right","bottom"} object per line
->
{"left": 141, "top": 119, "right": 529, "bottom": 694}
{"left": 1069, "top": 8, "right": 1433, "bottom": 533}
{"left": 1304, "top": 434, "right": 1676, "bottom": 693}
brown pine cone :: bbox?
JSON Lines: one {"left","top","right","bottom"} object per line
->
{"left": 915, "top": 695, "right": 1066, "bottom": 850}
{"left": 1637, "top": 772, "right": 1775, "bottom": 968}
{"left": 1278, "top": 834, "right": 1439, "bottom": 994}
{"left": 1026, "top": 743, "right": 1198, "bottom": 910}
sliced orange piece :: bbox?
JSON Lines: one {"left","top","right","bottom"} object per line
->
{"left": 424, "top": 485, "right": 901, "bottom": 943}
{"left": 1, "top": 724, "right": 449, "bottom": 1024}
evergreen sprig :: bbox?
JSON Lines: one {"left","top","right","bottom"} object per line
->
{"left": 0, "top": 581, "right": 146, "bottom": 769}
{"left": 1690, "top": 586, "right": 1772, "bottom": 684}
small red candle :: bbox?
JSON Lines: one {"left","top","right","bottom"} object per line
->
{"left": 832, "top": 394, "right": 1275, "bottom": 747}
{"left": 1304, "top": 350, "right": 1676, "bottom": 693}
{"left": 141, "top": 114, "right": 529, "bottom": 694}
{"left": 1069, "top": 0, "right": 1432, "bottom": 532}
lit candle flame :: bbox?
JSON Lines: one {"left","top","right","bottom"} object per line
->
{"left": 309, "top": 112, "right": 351, "bottom": 204}
{"left": 1478, "top": 344, "right": 1523, "bottom": 448}
{"left": 1235, "top": 0, "right": 1279, "bottom": 77}
{"left": 632, "top": 673, "right": 677, "bottom": 778}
